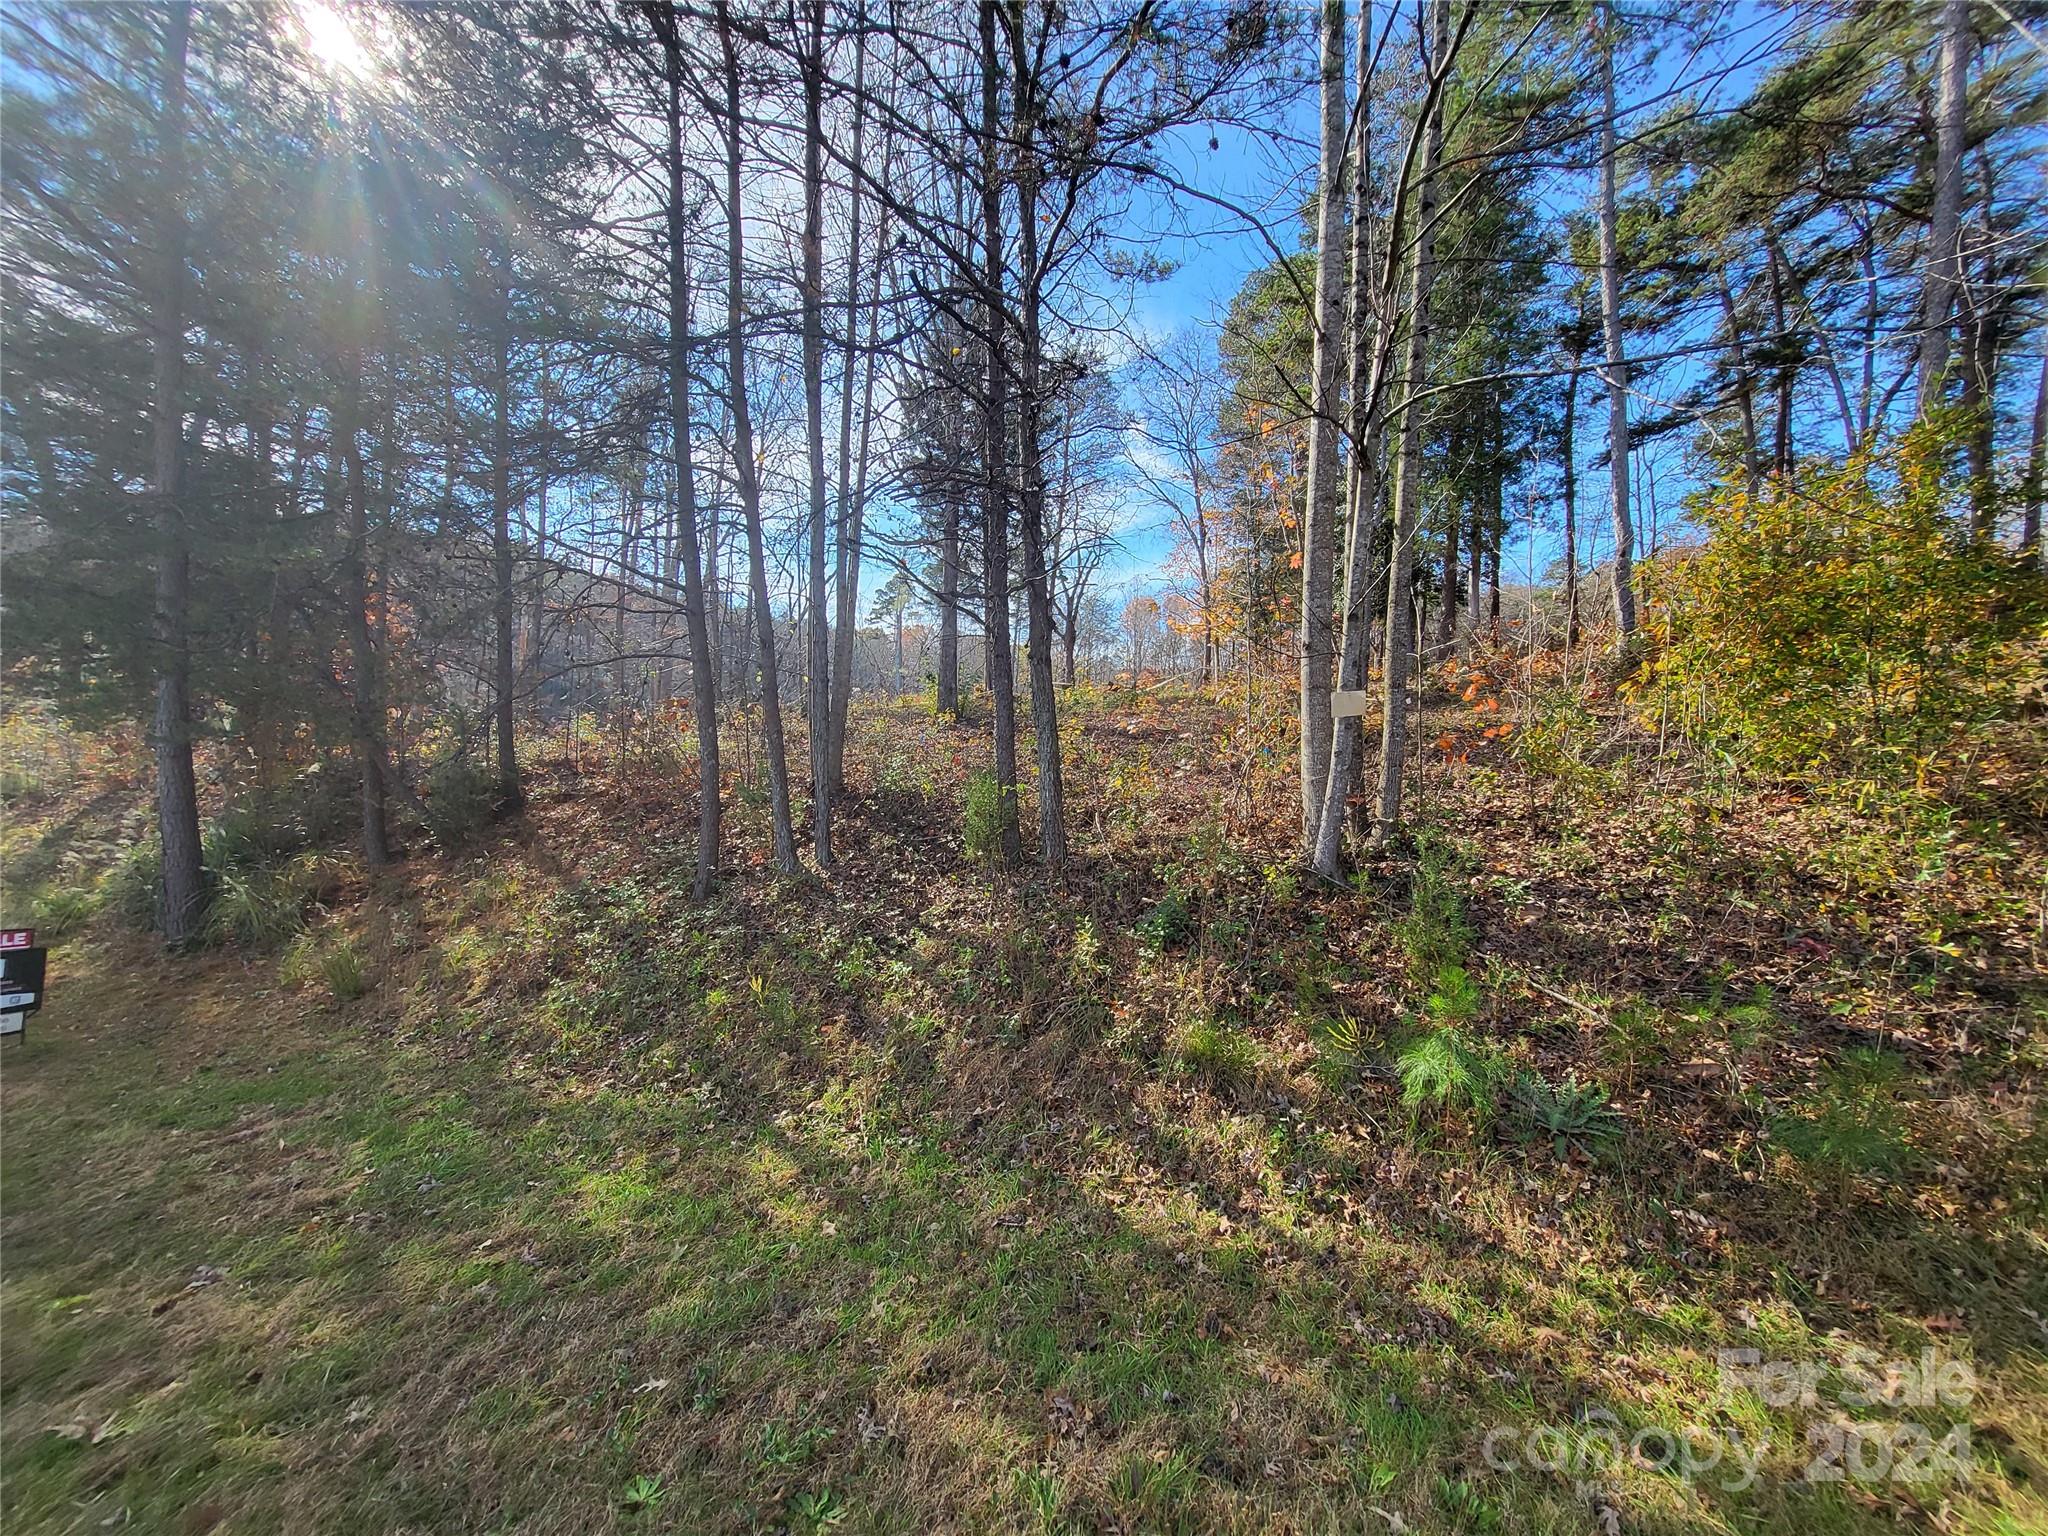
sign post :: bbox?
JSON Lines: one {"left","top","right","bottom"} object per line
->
{"left": 0, "top": 929, "right": 46, "bottom": 1042}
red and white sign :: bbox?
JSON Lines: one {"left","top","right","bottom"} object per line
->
{"left": 0, "top": 930, "right": 33, "bottom": 950}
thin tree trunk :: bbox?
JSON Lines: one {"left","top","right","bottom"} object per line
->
{"left": 1765, "top": 234, "right": 1793, "bottom": 475}
{"left": 1008, "top": 11, "right": 1066, "bottom": 870}
{"left": 718, "top": 0, "right": 796, "bottom": 873}
{"left": 339, "top": 354, "right": 389, "bottom": 867}
{"left": 1598, "top": 0, "right": 1637, "bottom": 638}
{"left": 1715, "top": 271, "right": 1761, "bottom": 494}
{"left": 490, "top": 264, "right": 520, "bottom": 809}
{"left": 1561, "top": 331, "right": 1581, "bottom": 646}
{"left": 1437, "top": 452, "right": 1460, "bottom": 654}
{"left": 150, "top": 0, "right": 203, "bottom": 945}
{"left": 1297, "top": 0, "right": 1346, "bottom": 857}
{"left": 936, "top": 186, "right": 965, "bottom": 719}
{"left": 938, "top": 495, "right": 960, "bottom": 714}
{"left": 977, "top": 0, "right": 1023, "bottom": 866}
{"left": 827, "top": 30, "right": 874, "bottom": 794}
{"left": 2024, "top": 349, "right": 2046, "bottom": 567}
{"left": 799, "top": 0, "right": 832, "bottom": 868}
{"left": 1371, "top": 0, "right": 1450, "bottom": 845}
{"left": 1313, "top": 0, "right": 1461, "bottom": 875}
{"left": 1917, "top": 0, "right": 1970, "bottom": 413}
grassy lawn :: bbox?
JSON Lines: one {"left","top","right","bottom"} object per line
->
{"left": 4, "top": 693, "right": 2046, "bottom": 1534}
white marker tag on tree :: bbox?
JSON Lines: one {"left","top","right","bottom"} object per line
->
{"left": 1330, "top": 690, "right": 1373, "bottom": 720}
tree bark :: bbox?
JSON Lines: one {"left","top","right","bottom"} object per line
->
{"left": 1008, "top": 10, "right": 1067, "bottom": 870}
{"left": 2024, "top": 349, "right": 2046, "bottom": 568}
{"left": 799, "top": 0, "right": 832, "bottom": 868}
{"left": 1560, "top": 329, "right": 1581, "bottom": 647}
{"left": 659, "top": 8, "right": 721, "bottom": 899}
{"left": 826, "top": 27, "right": 874, "bottom": 794}
{"left": 1917, "top": 0, "right": 1970, "bottom": 414}
{"left": 1297, "top": 0, "right": 1346, "bottom": 857}
{"left": 1598, "top": 0, "right": 1637, "bottom": 638}
{"left": 977, "top": 0, "right": 1023, "bottom": 866}
{"left": 490, "top": 257, "right": 521, "bottom": 810}
{"left": 1371, "top": 0, "right": 1450, "bottom": 845}
{"left": 718, "top": 0, "right": 797, "bottom": 873}
{"left": 149, "top": 0, "right": 204, "bottom": 945}
{"left": 1714, "top": 271, "right": 1761, "bottom": 495}
{"left": 338, "top": 352, "right": 389, "bottom": 867}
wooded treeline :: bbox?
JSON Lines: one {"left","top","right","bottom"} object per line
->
{"left": 4, "top": 0, "right": 2044, "bottom": 944}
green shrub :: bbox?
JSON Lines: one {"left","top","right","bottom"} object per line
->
{"left": 1393, "top": 833, "right": 1471, "bottom": 985}
{"left": 1771, "top": 1047, "right": 1912, "bottom": 1177}
{"left": 1424, "top": 963, "right": 1482, "bottom": 1025}
{"left": 31, "top": 884, "right": 99, "bottom": 941}
{"left": 1178, "top": 1017, "right": 1255, "bottom": 1086}
{"left": 1643, "top": 418, "right": 2045, "bottom": 777}
{"left": 205, "top": 801, "right": 305, "bottom": 873}
{"left": 292, "top": 758, "right": 363, "bottom": 847}
{"left": 102, "top": 841, "right": 162, "bottom": 930}
{"left": 282, "top": 932, "right": 369, "bottom": 1003}
{"left": 320, "top": 938, "right": 369, "bottom": 1002}
{"left": 423, "top": 756, "right": 498, "bottom": 850}
{"left": 1396, "top": 1025, "right": 1507, "bottom": 1125}
{"left": 1510, "top": 1071, "right": 1622, "bottom": 1160}
{"left": 962, "top": 770, "right": 1015, "bottom": 862}
{"left": 1135, "top": 889, "right": 1194, "bottom": 954}
{"left": 205, "top": 867, "right": 307, "bottom": 950}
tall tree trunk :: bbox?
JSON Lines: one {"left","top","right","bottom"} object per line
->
{"left": 1008, "top": 12, "right": 1067, "bottom": 869}
{"left": 149, "top": 0, "right": 203, "bottom": 945}
{"left": 1465, "top": 507, "right": 1483, "bottom": 647}
{"left": 936, "top": 187, "right": 965, "bottom": 719}
{"left": 1437, "top": 437, "right": 1461, "bottom": 654}
{"left": 1764, "top": 233, "right": 1793, "bottom": 476}
{"left": 1917, "top": 0, "right": 1970, "bottom": 414}
{"left": 718, "top": 0, "right": 796, "bottom": 873}
{"left": 799, "top": 0, "right": 832, "bottom": 868}
{"left": 827, "top": 31, "right": 874, "bottom": 794}
{"left": 1371, "top": 0, "right": 1450, "bottom": 844}
{"left": 524, "top": 355, "right": 551, "bottom": 681}
{"left": 938, "top": 494, "right": 960, "bottom": 714}
{"left": 1561, "top": 330, "right": 1581, "bottom": 647}
{"left": 1297, "top": 0, "right": 1346, "bottom": 857}
{"left": 1598, "top": 0, "right": 1637, "bottom": 638}
{"left": 490, "top": 262, "right": 521, "bottom": 810}
{"left": 1342, "top": 0, "right": 1378, "bottom": 677}
{"left": 339, "top": 355, "right": 389, "bottom": 867}
{"left": 1312, "top": 0, "right": 1462, "bottom": 876}
{"left": 2024, "top": 349, "right": 2046, "bottom": 568}
{"left": 977, "top": 0, "right": 1023, "bottom": 866}
{"left": 1714, "top": 271, "right": 1762, "bottom": 494}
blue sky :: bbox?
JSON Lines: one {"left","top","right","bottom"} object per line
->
{"left": 1077, "top": 1, "right": 1805, "bottom": 606}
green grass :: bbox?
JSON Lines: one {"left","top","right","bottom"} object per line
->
{"left": 4, "top": 711, "right": 2045, "bottom": 1535}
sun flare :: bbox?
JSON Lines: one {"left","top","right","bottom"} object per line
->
{"left": 293, "top": 0, "right": 374, "bottom": 81}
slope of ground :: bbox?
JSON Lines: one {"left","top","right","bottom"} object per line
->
{"left": 3, "top": 687, "right": 2045, "bottom": 1535}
